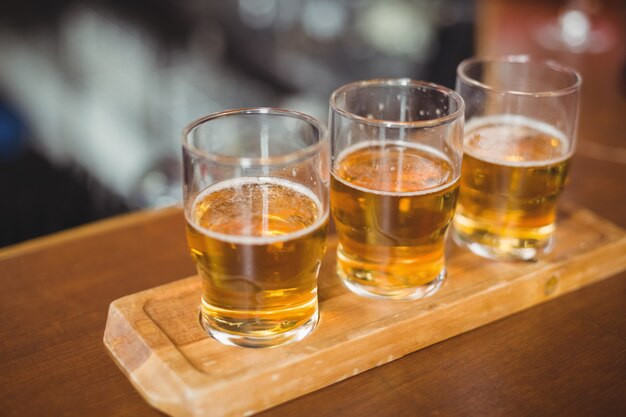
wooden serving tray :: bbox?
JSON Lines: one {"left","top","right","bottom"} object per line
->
{"left": 104, "top": 206, "right": 626, "bottom": 417}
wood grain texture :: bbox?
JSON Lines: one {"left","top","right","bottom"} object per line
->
{"left": 103, "top": 207, "right": 626, "bottom": 417}
{"left": 2, "top": 2, "right": 625, "bottom": 417}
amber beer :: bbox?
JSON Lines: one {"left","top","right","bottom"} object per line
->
{"left": 453, "top": 115, "right": 571, "bottom": 260}
{"left": 331, "top": 141, "right": 459, "bottom": 300}
{"left": 186, "top": 177, "right": 327, "bottom": 347}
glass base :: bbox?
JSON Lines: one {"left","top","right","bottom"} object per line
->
{"left": 199, "top": 305, "right": 319, "bottom": 349}
{"left": 452, "top": 227, "right": 554, "bottom": 262}
{"left": 338, "top": 267, "right": 446, "bottom": 301}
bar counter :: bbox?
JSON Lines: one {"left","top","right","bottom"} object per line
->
{"left": 1, "top": 1, "right": 625, "bottom": 415}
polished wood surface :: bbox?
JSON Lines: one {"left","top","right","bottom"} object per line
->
{"left": 104, "top": 208, "right": 625, "bottom": 417}
{"left": 2, "top": 1, "right": 626, "bottom": 416}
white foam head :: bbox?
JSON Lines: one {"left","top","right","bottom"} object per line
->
{"left": 187, "top": 177, "right": 327, "bottom": 245}
{"left": 332, "top": 140, "right": 458, "bottom": 197}
{"left": 464, "top": 115, "right": 572, "bottom": 167}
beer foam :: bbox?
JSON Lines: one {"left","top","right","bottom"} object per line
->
{"left": 187, "top": 177, "right": 327, "bottom": 245}
{"left": 464, "top": 114, "right": 572, "bottom": 167}
{"left": 333, "top": 140, "right": 459, "bottom": 197}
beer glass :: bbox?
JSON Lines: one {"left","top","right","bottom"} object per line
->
{"left": 183, "top": 108, "right": 329, "bottom": 348}
{"left": 453, "top": 56, "right": 581, "bottom": 261}
{"left": 330, "top": 79, "right": 464, "bottom": 300}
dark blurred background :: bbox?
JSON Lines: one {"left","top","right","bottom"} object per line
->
{"left": 0, "top": 0, "right": 475, "bottom": 246}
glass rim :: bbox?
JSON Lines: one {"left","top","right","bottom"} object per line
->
{"left": 182, "top": 107, "right": 327, "bottom": 166}
{"left": 457, "top": 55, "right": 582, "bottom": 97}
{"left": 329, "top": 78, "right": 465, "bottom": 128}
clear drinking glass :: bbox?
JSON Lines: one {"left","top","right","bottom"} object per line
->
{"left": 330, "top": 79, "right": 464, "bottom": 300}
{"left": 453, "top": 56, "right": 582, "bottom": 261}
{"left": 183, "top": 108, "right": 329, "bottom": 348}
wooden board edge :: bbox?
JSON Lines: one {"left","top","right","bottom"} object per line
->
{"left": 110, "top": 276, "right": 200, "bottom": 308}
{"left": 546, "top": 236, "right": 626, "bottom": 297}
{"left": 569, "top": 207, "right": 625, "bottom": 239}
{"left": 104, "top": 300, "right": 197, "bottom": 417}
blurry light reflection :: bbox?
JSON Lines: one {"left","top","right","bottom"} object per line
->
{"left": 0, "top": 0, "right": 474, "bottom": 209}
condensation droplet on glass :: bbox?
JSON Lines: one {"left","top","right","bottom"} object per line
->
{"left": 378, "top": 103, "right": 384, "bottom": 111}
{"left": 419, "top": 110, "right": 425, "bottom": 116}
{"left": 292, "top": 168, "right": 297, "bottom": 177}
